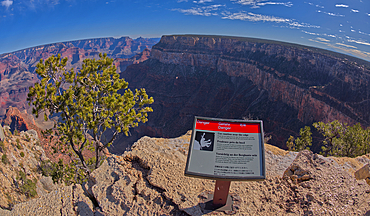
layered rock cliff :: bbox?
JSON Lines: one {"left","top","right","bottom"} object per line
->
{"left": 0, "top": 37, "right": 159, "bottom": 117}
{"left": 117, "top": 35, "right": 370, "bottom": 153}
{"left": 1, "top": 132, "right": 369, "bottom": 215}
{"left": 2, "top": 35, "right": 370, "bottom": 153}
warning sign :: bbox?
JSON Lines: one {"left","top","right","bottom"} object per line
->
{"left": 185, "top": 117, "right": 265, "bottom": 181}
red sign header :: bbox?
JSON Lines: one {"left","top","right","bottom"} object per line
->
{"left": 195, "top": 119, "right": 261, "bottom": 133}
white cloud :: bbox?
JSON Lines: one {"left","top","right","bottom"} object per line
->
{"left": 335, "top": 4, "right": 349, "bottom": 8}
{"left": 26, "top": 0, "right": 60, "bottom": 10}
{"left": 316, "top": 10, "right": 345, "bottom": 17}
{"left": 306, "top": 2, "right": 324, "bottom": 8}
{"left": 359, "top": 31, "right": 370, "bottom": 36}
{"left": 221, "top": 11, "right": 320, "bottom": 28}
{"left": 367, "top": 13, "right": 370, "bottom": 16}
{"left": 351, "top": 9, "right": 359, "bottom": 13}
{"left": 231, "top": 0, "right": 260, "bottom": 5}
{"left": 256, "top": 1, "right": 293, "bottom": 7}
{"left": 173, "top": 4, "right": 223, "bottom": 16}
{"left": 1, "top": 0, "right": 13, "bottom": 9}
{"left": 222, "top": 11, "right": 290, "bottom": 22}
{"left": 288, "top": 21, "right": 320, "bottom": 28}
{"left": 193, "top": 0, "right": 213, "bottom": 3}
{"left": 231, "top": 0, "right": 292, "bottom": 8}
{"left": 336, "top": 43, "right": 357, "bottom": 49}
{"left": 308, "top": 39, "right": 329, "bottom": 45}
{"left": 302, "top": 30, "right": 320, "bottom": 36}
{"left": 348, "top": 39, "right": 370, "bottom": 46}
{"left": 316, "top": 37, "right": 330, "bottom": 42}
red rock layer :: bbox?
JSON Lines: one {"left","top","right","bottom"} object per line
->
{"left": 0, "top": 37, "right": 159, "bottom": 117}
{"left": 114, "top": 35, "right": 370, "bottom": 153}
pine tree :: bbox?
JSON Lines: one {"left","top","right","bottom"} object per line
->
{"left": 28, "top": 53, "right": 153, "bottom": 182}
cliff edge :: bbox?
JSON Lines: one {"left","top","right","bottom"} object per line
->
{"left": 1, "top": 131, "right": 370, "bottom": 215}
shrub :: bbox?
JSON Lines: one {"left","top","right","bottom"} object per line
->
{"left": 314, "top": 121, "right": 370, "bottom": 157}
{"left": 16, "top": 139, "right": 23, "bottom": 150}
{"left": 24, "top": 134, "right": 30, "bottom": 142}
{"left": 288, "top": 120, "right": 370, "bottom": 157}
{"left": 13, "top": 129, "right": 19, "bottom": 136}
{"left": 286, "top": 126, "right": 312, "bottom": 152}
{"left": 20, "top": 152, "right": 25, "bottom": 157}
{"left": 2, "top": 154, "right": 9, "bottom": 164}
{"left": 39, "top": 159, "right": 86, "bottom": 185}
{"left": 17, "top": 170, "right": 37, "bottom": 198}
{"left": 0, "top": 141, "right": 5, "bottom": 153}
{"left": 21, "top": 179, "right": 38, "bottom": 198}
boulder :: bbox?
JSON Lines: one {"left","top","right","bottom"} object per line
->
{"left": 0, "top": 124, "right": 4, "bottom": 141}
{"left": 355, "top": 164, "right": 370, "bottom": 185}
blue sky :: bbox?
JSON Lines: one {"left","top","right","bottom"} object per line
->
{"left": 1, "top": 0, "right": 369, "bottom": 61}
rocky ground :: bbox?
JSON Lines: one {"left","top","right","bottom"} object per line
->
{"left": 0, "top": 125, "right": 60, "bottom": 210}
{"left": 0, "top": 130, "right": 369, "bottom": 215}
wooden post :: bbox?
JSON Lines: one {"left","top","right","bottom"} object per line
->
{"left": 213, "top": 180, "right": 231, "bottom": 207}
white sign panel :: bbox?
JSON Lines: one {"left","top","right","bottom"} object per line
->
{"left": 185, "top": 117, "right": 265, "bottom": 180}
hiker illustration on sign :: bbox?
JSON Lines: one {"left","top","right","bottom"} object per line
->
{"left": 193, "top": 131, "right": 214, "bottom": 151}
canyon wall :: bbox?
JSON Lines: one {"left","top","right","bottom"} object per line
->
{"left": 0, "top": 37, "right": 159, "bottom": 117}
{"left": 116, "top": 35, "right": 370, "bottom": 153}
{"left": 1, "top": 35, "right": 369, "bottom": 153}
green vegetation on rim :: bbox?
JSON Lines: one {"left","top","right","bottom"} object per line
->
{"left": 28, "top": 53, "right": 154, "bottom": 184}
{"left": 2, "top": 153, "right": 9, "bottom": 164}
{"left": 287, "top": 120, "right": 370, "bottom": 157}
{"left": 16, "top": 170, "right": 37, "bottom": 198}
{"left": 0, "top": 140, "right": 6, "bottom": 153}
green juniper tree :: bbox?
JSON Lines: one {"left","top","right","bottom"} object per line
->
{"left": 313, "top": 121, "right": 370, "bottom": 157}
{"left": 312, "top": 120, "right": 346, "bottom": 156}
{"left": 286, "top": 126, "right": 312, "bottom": 152}
{"left": 28, "top": 53, "right": 153, "bottom": 182}
{"left": 287, "top": 120, "right": 370, "bottom": 157}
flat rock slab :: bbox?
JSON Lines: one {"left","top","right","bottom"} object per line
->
{"left": 1, "top": 184, "right": 93, "bottom": 216}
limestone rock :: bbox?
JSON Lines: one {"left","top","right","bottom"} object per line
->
{"left": 355, "top": 163, "right": 370, "bottom": 186}
{"left": 39, "top": 176, "right": 58, "bottom": 192}
{"left": 0, "top": 184, "right": 93, "bottom": 216}
{"left": 85, "top": 133, "right": 370, "bottom": 215}
{"left": 0, "top": 124, "right": 5, "bottom": 141}
{"left": 0, "top": 124, "right": 58, "bottom": 209}
{"left": 2, "top": 132, "right": 370, "bottom": 215}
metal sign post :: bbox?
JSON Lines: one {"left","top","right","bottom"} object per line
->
{"left": 213, "top": 180, "right": 231, "bottom": 207}
{"left": 185, "top": 116, "right": 266, "bottom": 212}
